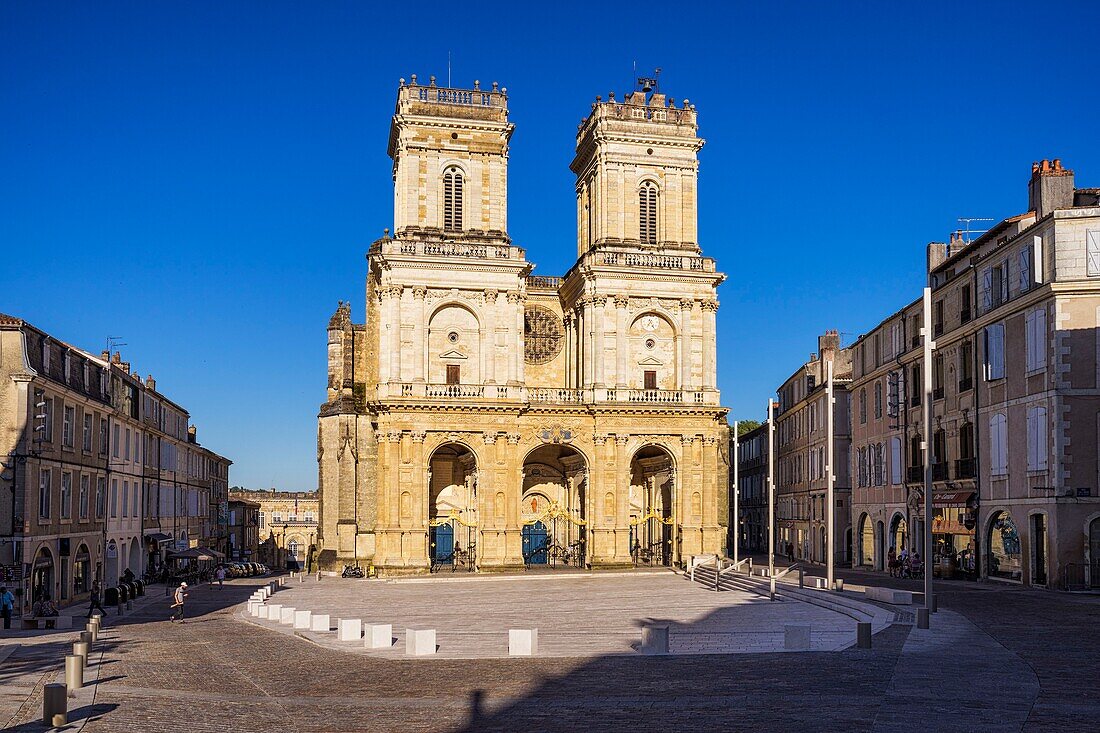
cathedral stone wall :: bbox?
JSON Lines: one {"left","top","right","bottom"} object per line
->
{"left": 317, "top": 78, "right": 728, "bottom": 574}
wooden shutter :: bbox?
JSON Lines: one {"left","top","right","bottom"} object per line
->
{"left": 643, "top": 370, "right": 657, "bottom": 390}
{"left": 1087, "top": 230, "right": 1100, "bottom": 277}
{"left": 446, "top": 364, "right": 460, "bottom": 385}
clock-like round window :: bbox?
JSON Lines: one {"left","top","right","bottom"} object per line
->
{"left": 447, "top": 331, "right": 460, "bottom": 344}
{"left": 524, "top": 305, "right": 564, "bottom": 364}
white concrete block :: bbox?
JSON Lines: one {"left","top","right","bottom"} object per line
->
{"left": 785, "top": 625, "right": 811, "bottom": 650}
{"left": 865, "top": 587, "right": 914, "bottom": 605}
{"left": 813, "top": 577, "right": 828, "bottom": 589}
{"left": 266, "top": 604, "right": 282, "bottom": 620}
{"left": 293, "top": 610, "right": 312, "bottom": 629}
{"left": 53, "top": 616, "right": 73, "bottom": 629}
{"left": 247, "top": 601, "right": 261, "bottom": 615}
{"left": 365, "top": 623, "right": 392, "bottom": 649}
{"left": 641, "top": 624, "right": 669, "bottom": 655}
{"left": 279, "top": 607, "right": 297, "bottom": 625}
{"left": 256, "top": 605, "right": 270, "bottom": 619}
{"left": 509, "top": 629, "right": 538, "bottom": 656}
{"left": 310, "top": 614, "right": 331, "bottom": 632}
{"left": 405, "top": 628, "right": 436, "bottom": 656}
{"left": 338, "top": 618, "right": 362, "bottom": 642}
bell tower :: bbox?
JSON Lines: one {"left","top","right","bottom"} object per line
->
{"left": 388, "top": 75, "right": 513, "bottom": 243}
{"left": 571, "top": 80, "right": 703, "bottom": 257}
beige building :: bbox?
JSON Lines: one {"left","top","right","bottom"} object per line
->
{"left": 1, "top": 314, "right": 230, "bottom": 615}
{"left": 231, "top": 488, "right": 318, "bottom": 569}
{"left": 773, "top": 331, "right": 853, "bottom": 565}
{"left": 849, "top": 159, "right": 1100, "bottom": 588}
{"left": 317, "top": 77, "right": 729, "bottom": 574}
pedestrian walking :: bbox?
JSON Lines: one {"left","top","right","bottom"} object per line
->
{"left": 0, "top": 585, "right": 15, "bottom": 629}
{"left": 215, "top": 565, "right": 226, "bottom": 589}
{"left": 170, "top": 582, "right": 188, "bottom": 623}
{"left": 86, "top": 579, "right": 108, "bottom": 619}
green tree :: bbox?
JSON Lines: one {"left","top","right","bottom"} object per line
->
{"left": 734, "top": 419, "right": 762, "bottom": 437}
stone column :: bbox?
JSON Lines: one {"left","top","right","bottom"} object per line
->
{"left": 563, "top": 313, "right": 574, "bottom": 389}
{"left": 678, "top": 298, "right": 693, "bottom": 391}
{"left": 411, "top": 431, "right": 427, "bottom": 561}
{"left": 593, "top": 296, "right": 606, "bottom": 387}
{"left": 504, "top": 433, "right": 524, "bottom": 566}
{"left": 702, "top": 299, "right": 718, "bottom": 392}
{"left": 413, "top": 288, "right": 427, "bottom": 383}
{"left": 378, "top": 289, "right": 391, "bottom": 385}
{"left": 390, "top": 286, "right": 403, "bottom": 384}
{"left": 482, "top": 289, "right": 498, "bottom": 384}
{"left": 507, "top": 292, "right": 523, "bottom": 385}
{"left": 581, "top": 299, "right": 593, "bottom": 388}
{"left": 614, "top": 295, "right": 629, "bottom": 388}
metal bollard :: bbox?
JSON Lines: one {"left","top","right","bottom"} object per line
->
{"left": 799, "top": 569, "right": 805, "bottom": 588}
{"left": 86, "top": 623, "right": 99, "bottom": 642}
{"left": 316, "top": 571, "right": 321, "bottom": 582}
{"left": 126, "top": 599, "right": 133, "bottom": 610}
{"left": 73, "top": 641, "right": 89, "bottom": 669}
{"left": 117, "top": 601, "right": 124, "bottom": 616}
{"left": 917, "top": 608, "right": 930, "bottom": 629}
{"left": 930, "top": 593, "right": 938, "bottom": 613}
{"left": 65, "top": 654, "right": 83, "bottom": 695}
{"left": 834, "top": 578, "right": 844, "bottom": 592}
{"left": 43, "top": 682, "right": 67, "bottom": 726}
{"left": 857, "top": 622, "right": 872, "bottom": 648}
{"left": 79, "top": 630, "right": 93, "bottom": 646}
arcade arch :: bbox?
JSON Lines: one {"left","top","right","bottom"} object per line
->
{"left": 428, "top": 442, "right": 478, "bottom": 566}
{"left": 520, "top": 444, "right": 588, "bottom": 566}
{"left": 629, "top": 445, "right": 676, "bottom": 566}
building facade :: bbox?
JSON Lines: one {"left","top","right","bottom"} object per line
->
{"left": 733, "top": 422, "right": 769, "bottom": 555}
{"left": 849, "top": 159, "right": 1100, "bottom": 588}
{"left": 227, "top": 497, "right": 260, "bottom": 562}
{"left": 773, "top": 332, "right": 853, "bottom": 565}
{"left": 317, "top": 77, "right": 729, "bottom": 574}
{"left": 0, "top": 314, "right": 231, "bottom": 614}
{"left": 231, "top": 488, "right": 318, "bottom": 569}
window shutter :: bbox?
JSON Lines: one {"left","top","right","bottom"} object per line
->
{"left": 981, "top": 268, "right": 992, "bottom": 311}
{"left": 1034, "top": 307, "right": 1046, "bottom": 371}
{"left": 1019, "top": 248, "right": 1032, "bottom": 292}
{"left": 1087, "top": 230, "right": 1100, "bottom": 277}
{"left": 1026, "top": 407, "right": 1037, "bottom": 470}
{"left": 1025, "top": 310, "right": 1036, "bottom": 371}
{"left": 890, "top": 438, "right": 902, "bottom": 485}
{"left": 999, "top": 264, "right": 1009, "bottom": 303}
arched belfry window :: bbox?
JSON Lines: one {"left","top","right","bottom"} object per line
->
{"left": 639, "top": 181, "right": 658, "bottom": 244}
{"left": 443, "top": 166, "right": 464, "bottom": 231}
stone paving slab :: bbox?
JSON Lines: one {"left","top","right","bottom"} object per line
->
{"left": 249, "top": 572, "right": 864, "bottom": 657}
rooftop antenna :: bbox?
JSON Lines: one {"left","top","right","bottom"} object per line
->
{"left": 106, "top": 336, "right": 126, "bottom": 359}
{"left": 447, "top": 50, "right": 451, "bottom": 88}
{"left": 956, "top": 217, "right": 994, "bottom": 246}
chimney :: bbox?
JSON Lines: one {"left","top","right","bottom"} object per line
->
{"left": 1029, "top": 158, "right": 1075, "bottom": 219}
{"left": 187, "top": 425, "right": 197, "bottom": 443}
{"left": 100, "top": 350, "right": 109, "bottom": 361}
{"left": 111, "top": 352, "right": 121, "bottom": 364}
{"left": 120, "top": 362, "right": 130, "bottom": 375}
{"left": 927, "top": 242, "right": 948, "bottom": 273}
{"left": 818, "top": 329, "right": 841, "bottom": 361}
{"left": 145, "top": 374, "right": 156, "bottom": 390}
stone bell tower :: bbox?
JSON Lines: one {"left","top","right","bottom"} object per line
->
{"left": 389, "top": 75, "right": 514, "bottom": 242}
{"left": 571, "top": 84, "right": 703, "bottom": 257}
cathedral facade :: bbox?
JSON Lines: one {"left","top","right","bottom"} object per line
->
{"left": 317, "top": 76, "right": 728, "bottom": 574}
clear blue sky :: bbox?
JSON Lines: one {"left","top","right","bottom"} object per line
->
{"left": 3, "top": 2, "right": 1098, "bottom": 490}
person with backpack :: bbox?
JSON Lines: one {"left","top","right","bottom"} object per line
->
{"left": 87, "top": 579, "right": 108, "bottom": 618}
{"left": 0, "top": 586, "right": 15, "bottom": 629}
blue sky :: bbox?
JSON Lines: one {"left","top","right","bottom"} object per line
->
{"left": 3, "top": 1, "right": 1098, "bottom": 490}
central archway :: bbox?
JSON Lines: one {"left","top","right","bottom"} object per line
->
{"left": 428, "top": 442, "right": 478, "bottom": 568}
{"left": 521, "top": 444, "right": 588, "bottom": 567}
{"left": 629, "top": 445, "right": 676, "bottom": 567}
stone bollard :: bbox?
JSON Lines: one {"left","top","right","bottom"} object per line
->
{"left": 365, "top": 623, "right": 392, "bottom": 649}
{"left": 266, "top": 604, "right": 282, "bottom": 621}
{"left": 310, "top": 614, "right": 331, "bottom": 632}
{"left": 65, "top": 654, "right": 83, "bottom": 695}
{"left": 86, "top": 622, "right": 99, "bottom": 642}
{"left": 43, "top": 682, "right": 67, "bottom": 726}
{"left": 279, "top": 607, "right": 297, "bottom": 625}
{"left": 338, "top": 619, "right": 362, "bottom": 642}
{"left": 917, "top": 608, "right": 930, "bottom": 629}
{"left": 405, "top": 628, "right": 436, "bottom": 656}
{"left": 641, "top": 624, "right": 670, "bottom": 655}
{"left": 80, "top": 630, "right": 93, "bottom": 646}
{"left": 316, "top": 571, "right": 321, "bottom": 582}
{"left": 856, "top": 622, "right": 872, "bottom": 649}
{"left": 256, "top": 605, "right": 271, "bottom": 619}
{"left": 834, "top": 579, "right": 845, "bottom": 592}
{"left": 784, "top": 625, "right": 811, "bottom": 650}
{"left": 300, "top": 574, "right": 304, "bottom": 583}
{"left": 509, "top": 629, "right": 538, "bottom": 656}
{"left": 73, "top": 641, "right": 89, "bottom": 669}
{"left": 293, "top": 610, "right": 312, "bottom": 629}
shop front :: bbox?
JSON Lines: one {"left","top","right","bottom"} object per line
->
{"left": 931, "top": 491, "right": 978, "bottom": 580}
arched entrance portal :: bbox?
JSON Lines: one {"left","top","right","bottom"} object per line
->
{"left": 858, "top": 514, "right": 874, "bottom": 568}
{"left": 32, "top": 546, "right": 55, "bottom": 606}
{"left": 521, "top": 444, "right": 588, "bottom": 567}
{"left": 428, "top": 443, "right": 478, "bottom": 569}
{"left": 629, "top": 446, "right": 676, "bottom": 567}
{"left": 105, "top": 540, "right": 119, "bottom": 586}
{"left": 890, "top": 514, "right": 908, "bottom": 553}
{"left": 128, "top": 537, "right": 142, "bottom": 578}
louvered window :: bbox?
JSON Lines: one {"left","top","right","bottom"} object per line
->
{"left": 639, "top": 181, "right": 658, "bottom": 244}
{"left": 443, "top": 167, "right": 464, "bottom": 231}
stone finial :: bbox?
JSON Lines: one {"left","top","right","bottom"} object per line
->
{"left": 399, "top": 78, "right": 405, "bottom": 86}
{"left": 608, "top": 91, "right": 615, "bottom": 101}
{"left": 596, "top": 95, "right": 602, "bottom": 103}
{"left": 430, "top": 75, "right": 436, "bottom": 86}
{"left": 474, "top": 79, "right": 480, "bottom": 90}
{"left": 411, "top": 74, "right": 417, "bottom": 84}
{"left": 383, "top": 227, "right": 390, "bottom": 238}
{"left": 492, "top": 81, "right": 498, "bottom": 91}
{"left": 501, "top": 87, "right": 507, "bottom": 95}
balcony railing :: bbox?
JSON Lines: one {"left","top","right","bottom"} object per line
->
{"left": 955, "top": 457, "right": 976, "bottom": 479}
{"left": 377, "top": 238, "right": 522, "bottom": 261}
{"left": 379, "top": 383, "right": 717, "bottom": 405}
{"left": 525, "top": 276, "right": 563, "bottom": 291}
{"left": 932, "top": 463, "right": 948, "bottom": 481}
{"left": 598, "top": 251, "right": 713, "bottom": 272}
{"left": 907, "top": 466, "right": 923, "bottom": 483}
{"left": 910, "top": 395, "right": 922, "bottom": 407}
{"left": 958, "top": 377, "right": 973, "bottom": 392}
{"left": 933, "top": 387, "right": 945, "bottom": 401}
{"left": 960, "top": 308, "right": 972, "bottom": 323}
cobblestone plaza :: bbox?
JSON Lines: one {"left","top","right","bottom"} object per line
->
{"left": 3, "top": 569, "right": 1098, "bottom": 732}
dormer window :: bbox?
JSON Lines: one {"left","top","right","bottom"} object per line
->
{"left": 639, "top": 180, "right": 658, "bottom": 244}
{"left": 443, "top": 166, "right": 464, "bottom": 231}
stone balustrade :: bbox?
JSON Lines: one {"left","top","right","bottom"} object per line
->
{"left": 378, "top": 383, "right": 718, "bottom": 406}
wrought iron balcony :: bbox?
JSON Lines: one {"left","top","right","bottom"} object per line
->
{"left": 955, "top": 457, "right": 976, "bottom": 479}
{"left": 958, "top": 377, "right": 973, "bottom": 392}
{"left": 932, "top": 463, "right": 948, "bottom": 481}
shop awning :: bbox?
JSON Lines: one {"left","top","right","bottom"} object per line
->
{"left": 145, "top": 532, "right": 173, "bottom": 545}
{"left": 933, "top": 491, "right": 975, "bottom": 508}
{"left": 167, "top": 548, "right": 216, "bottom": 561}
{"left": 197, "top": 546, "right": 225, "bottom": 559}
